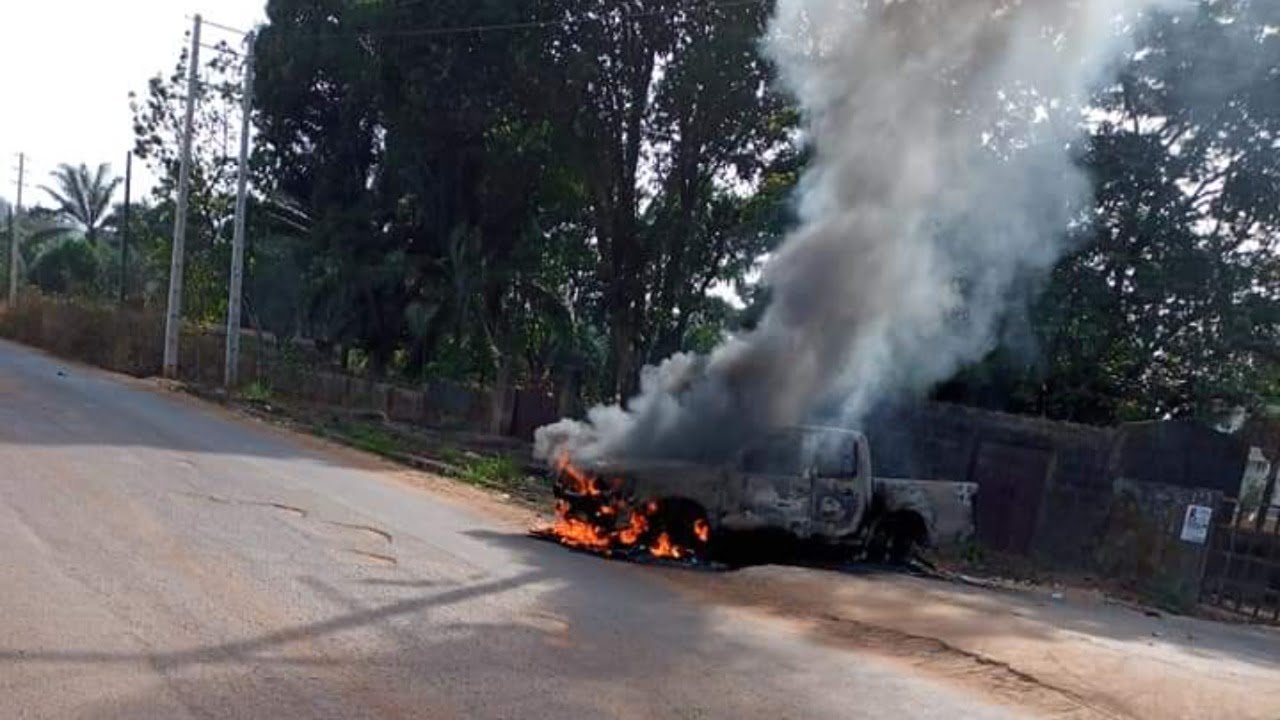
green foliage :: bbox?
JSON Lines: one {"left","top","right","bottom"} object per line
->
{"left": 131, "top": 35, "right": 248, "bottom": 323}
{"left": 37, "top": 163, "right": 121, "bottom": 247}
{"left": 528, "top": 0, "right": 796, "bottom": 396}
{"left": 459, "top": 454, "right": 522, "bottom": 488}
{"left": 435, "top": 445, "right": 468, "bottom": 469}
{"left": 336, "top": 421, "right": 399, "bottom": 457}
{"left": 940, "top": 0, "right": 1280, "bottom": 424}
{"left": 240, "top": 379, "right": 274, "bottom": 403}
{"left": 251, "top": 0, "right": 796, "bottom": 398}
{"left": 26, "top": 241, "right": 100, "bottom": 297}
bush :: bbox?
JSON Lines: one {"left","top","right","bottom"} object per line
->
{"left": 335, "top": 422, "right": 399, "bottom": 457}
{"left": 0, "top": 293, "right": 164, "bottom": 376}
{"left": 240, "top": 379, "right": 274, "bottom": 403}
{"left": 461, "top": 454, "right": 521, "bottom": 487}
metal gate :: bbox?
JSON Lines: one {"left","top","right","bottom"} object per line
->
{"left": 971, "top": 442, "right": 1051, "bottom": 554}
{"left": 1201, "top": 498, "right": 1280, "bottom": 623}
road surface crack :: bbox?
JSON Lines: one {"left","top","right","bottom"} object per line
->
{"left": 346, "top": 550, "right": 398, "bottom": 566}
{"left": 813, "top": 612, "right": 1130, "bottom": 719}
{"left": 323, "top": 521, "right": 394, "bottom": 544}
{"left": 177, "top": 492, "right": 308, "bottom": 518}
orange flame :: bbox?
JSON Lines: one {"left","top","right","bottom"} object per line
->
{"left": 552, "top": 516, "right": 613, "bottom": 550}
{"left": 650, "top": 533, "right": 682, "bottom": 560}
{"left": 556, "top": 451, "right": 601, "bottom": 496}
{"left": 545, "top": 455, "right": 707, "bottom": 561}
{"left": 693, "top": 519, "right": 711, "bottom": 544}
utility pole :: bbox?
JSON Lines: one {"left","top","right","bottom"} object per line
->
{"left": 120, "top": 152, "right": 132, "bottom": 305}
{"left": 224, "top": 31, "right": 255, "bottom": 390}
{"left": 5, "top": 207, "right": 12, "bottom": 306}
{"left": 163, "top": 14, "right": 202, "bottom": 379}
{"left": 9, "top": 152, "right": 24, "bottom": 306}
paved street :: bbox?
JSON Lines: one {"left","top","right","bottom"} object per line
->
{"left": 0, "top": 340, "right": 1014, "bottom": 719}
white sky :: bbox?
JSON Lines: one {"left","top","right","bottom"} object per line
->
{"left": 0, "top": 0, "right": 266, "bottom": 206}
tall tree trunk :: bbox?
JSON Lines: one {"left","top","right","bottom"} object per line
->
{"left": 608, "top": 312, "right": 639, "bottom": 402}
{"left": 489, "top": 352, "right": 513, "bottom": 436}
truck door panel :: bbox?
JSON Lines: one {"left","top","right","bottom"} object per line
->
{"left": 807, "top": 432, "right": 864, "bottom": 538}
{"left": 725, "top": 432, "right": 813, "bottom": 536}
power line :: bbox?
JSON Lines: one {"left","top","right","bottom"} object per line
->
{"left": 200, "top": 42, "right": 243, "bottom": 58}
{"left": 201, "top": 0, "right": 769, "bottom": 44}
{"left": 200, "top": 18, "right": 250, "bottom": 36}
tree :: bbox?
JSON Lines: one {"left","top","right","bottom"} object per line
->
{"left": 254, "top": 0, "right": 398, "bottom": 368}
{"left": 132, "top": 35, "right": 249, "bottom": 323}
{"left": 26, "top": 242, "right": 100, "bottom": 297}
{"left": 941, "top": 0, "right": 1280, "bottom": 424}
{"left": 255, "top": 0, "right": 590, "bottom": 384}
{"left": 0, "top": 197, "right": 10, "bottom": 293}
{"left": 532, "top": 0, "right": 796, "bottom": 398}
{"left": 37, "top": 163, "right": 121, "bottom": 247}
{"left": 249, "top": 0, "right": 798, "bottom": 398}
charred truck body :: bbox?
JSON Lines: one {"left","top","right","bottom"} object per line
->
{"left": 551, "top": 426, "right": 975, "bottom": 562}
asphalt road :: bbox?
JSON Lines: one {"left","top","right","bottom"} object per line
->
{"left": 0, "top": 339, "right": 1016, "bottom": 720}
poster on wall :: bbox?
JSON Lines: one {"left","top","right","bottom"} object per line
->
{"left": 1180, "top": 504, "right": 1213, "bottom": 545}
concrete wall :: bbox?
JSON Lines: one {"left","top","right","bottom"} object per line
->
{"left": 866, "top": 402, "right": 1246, "bottom": 598}
{"left": 1094, "top": 479, "right": 1220, "bottom": 608}
{"left": 1109, "top": 420, "right": 1248, "bottom": 496}
{"left": 866, "top": 402, "right": 1115, "bottom": 564}
{"left": 252, "top": 365, "right": 556, "bottom": 441}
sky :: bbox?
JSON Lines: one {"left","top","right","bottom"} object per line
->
{"left": 0, "top": 0, "right": 267, "bottom": 206}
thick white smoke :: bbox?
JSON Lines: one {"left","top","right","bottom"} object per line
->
{"left": 537, "top": 0, "right": 1186, "bottom": 463}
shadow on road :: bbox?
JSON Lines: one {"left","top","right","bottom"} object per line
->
{"left": 0, "top": 528, "right": 840, "bottom": 718}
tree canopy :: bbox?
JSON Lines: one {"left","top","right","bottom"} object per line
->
{"left": 16, "top": 0, "right": 1280, "bottom": 427}
{"left": 940, "top": 0, "right": 1280, "bottom": 423}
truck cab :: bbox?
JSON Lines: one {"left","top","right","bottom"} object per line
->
{"left": 720, "top": 426, "right": 873, "bottom": 541}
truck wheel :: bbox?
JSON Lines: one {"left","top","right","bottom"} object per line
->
{"left": 887, "top": 528, "right": 917, "bottom": 565}
{"left": 644, "top": 498, "right": 712, "bottom": 559}
{"left": 866, "top": 512, "right": 927, "bottom": 565}
{"left": 864, "top": 518, "right": 889, "bottom": 564}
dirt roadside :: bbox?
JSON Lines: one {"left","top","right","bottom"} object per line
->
{"left": 660, "top": 565, "right": 1280, "bottom": 720}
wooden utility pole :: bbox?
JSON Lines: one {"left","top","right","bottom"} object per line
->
{"left": 224, "top": 31, "right": 255, "bottom": 390}
{"left": 163, "top": 14, "right": 202, "bottom": 379}
{"left": 120, "top": 152, "right": 132, "bottom": 305}
{"left": 9, "top": 152, "right": 24, "bottom": 306}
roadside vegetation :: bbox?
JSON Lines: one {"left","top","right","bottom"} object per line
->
{"left": 216, "top": 391, "right": 553, "bottom": 507}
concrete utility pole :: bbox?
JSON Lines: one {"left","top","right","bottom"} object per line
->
{"left": 120, "top": 152, "right": 132, "bottom": 305}
{"left": 163, "top": 14, "right": 202, "bottom": 379}
{"left": 9, "top": 152, "right": 24, "bottom": 306}
{"left": 224, "top": 31, "right": 255, "bottom": 390}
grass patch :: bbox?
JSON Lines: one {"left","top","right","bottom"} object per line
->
{"left": 333, "top": 421, "right": 400, "bottom": 457}
{"left": 240, "top": 380, "right": 273, "bottom": 403}
{"left": 436, "top": 445, "right": 468, "bottom": 468}
{"left": 459, "top": 454, "right": 522, "bottom": 488}
{"left": 291, "top": 410, "right": 542, "bottom": 502}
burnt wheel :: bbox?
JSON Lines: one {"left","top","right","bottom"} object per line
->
{"left": 643, "top": 498, "right": 712, "bottom": 560}
{"left": 865, "top": 511, "right": 927, "bottom": 565}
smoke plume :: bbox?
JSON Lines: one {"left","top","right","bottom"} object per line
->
{"left": 537, "top": 0, "right": 1184, "bottom": 463}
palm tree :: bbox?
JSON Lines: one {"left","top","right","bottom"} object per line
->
{"left": 38, "top": 163, "right": 121, "bottom": 246}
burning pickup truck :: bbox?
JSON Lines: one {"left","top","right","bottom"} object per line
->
{"left": 547, "top": 426, "right": 976, "bottom": 563}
